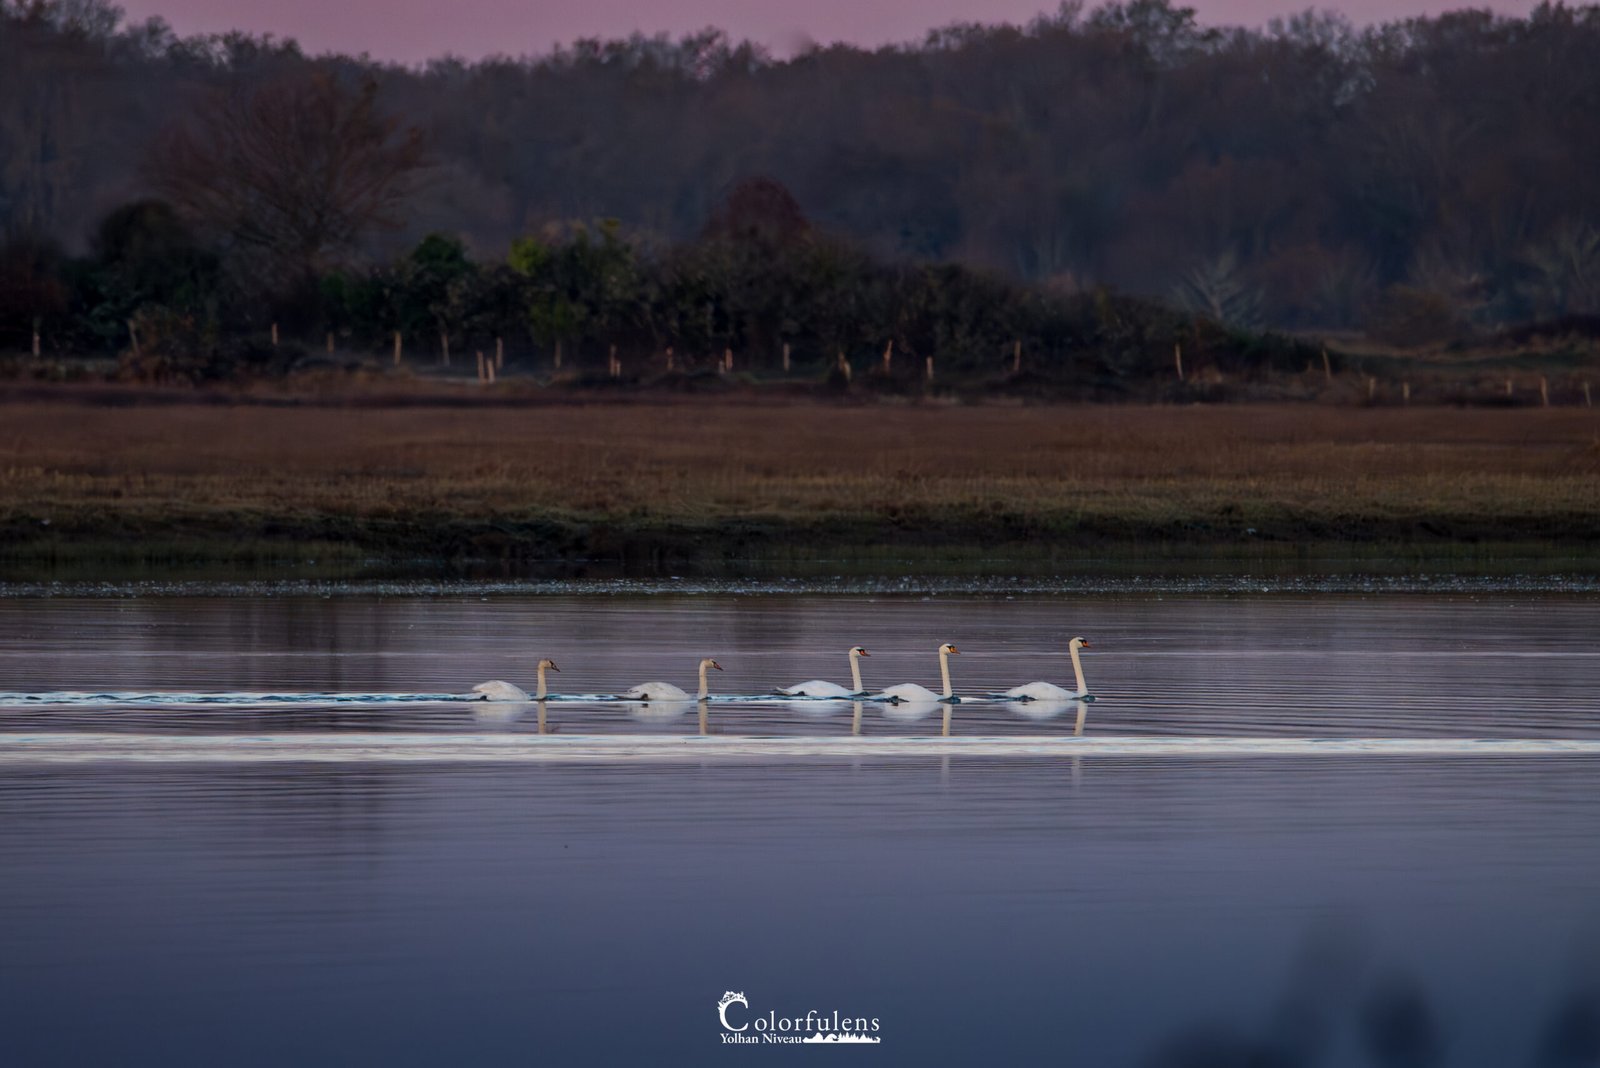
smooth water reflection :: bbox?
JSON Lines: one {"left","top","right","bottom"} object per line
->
{"left": 1, "top": 593, "right": 1597, "bottom": 738}
{"left": 3, "top": 758, "right": 1600, "bottom": 1065}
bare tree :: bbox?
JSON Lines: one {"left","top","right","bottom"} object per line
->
{"left": 147, "top": 71, "right": 428, "bottom": 288}
{"left": 1172, "top": 249, "right": 1263, "bottom": 329}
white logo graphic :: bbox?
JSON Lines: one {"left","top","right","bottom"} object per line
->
{"left": 717, "top": 990, "right": 881, "bottom": 1045}
{"left": 718, "top": 991, "right": 750, "bottom": 1032}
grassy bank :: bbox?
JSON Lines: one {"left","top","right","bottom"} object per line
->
{"left": 2, "top": 401, "right": 1598, "bottom": 573}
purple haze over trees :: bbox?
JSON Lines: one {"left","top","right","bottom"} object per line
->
{"left": 113, "top": 0, "right": 1533, "bottom": 64}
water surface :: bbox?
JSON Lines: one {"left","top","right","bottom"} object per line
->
{"left": 2, "top": 591, "right": 1598, "bottom": 1065}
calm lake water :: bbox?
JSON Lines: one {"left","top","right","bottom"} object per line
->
{"left": 3, "top": 589, "right": 1600, "bottom": 1065}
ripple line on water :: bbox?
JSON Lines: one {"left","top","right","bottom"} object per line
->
{"left": 5, "top": 733, "right": 1600, "bottom": 764}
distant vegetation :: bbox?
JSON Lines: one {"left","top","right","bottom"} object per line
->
{"left": 3, "top": 0, "right": 1600, "bottom": 385}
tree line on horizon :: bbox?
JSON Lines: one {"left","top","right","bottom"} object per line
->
{"left": 1, "top": 0, "right": 1599, "bottom": 377}
{"left": 7, "top": 175, "right": 1286, "bottom": 389}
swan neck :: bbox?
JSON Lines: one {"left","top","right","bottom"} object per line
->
{"left": 849, "top": 651, "right": 863, "bottom": 693}
{"left": 939, "top": 649, "right": 953, "bottom": 699}
{"left": 698, "top": 662, "right": 709, "bottom": 700}
{"left": 1070, "top": 645, "right": 1087, "bottom": 695}
{"left": 536, "top": 663, "right": 547, "bottom": 699}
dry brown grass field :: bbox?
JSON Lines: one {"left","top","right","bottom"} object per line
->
{"left": 3, "top": 400, "right": 1599, "bottom": 561}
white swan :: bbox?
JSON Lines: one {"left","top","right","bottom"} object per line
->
{"left": 622, "top": 658, "right": 723, "bottom": 701}
{"left": 870, "top": 643, "right": 961, "bottom": 703}
{"left": 1000, "top": 637, "right": 1091, "bottom": 700}
{"left": 776, "top": 646, "right": 870, "bottom": 697}
{"left": 473, "top": 658, "right": 559, "bottom": 701}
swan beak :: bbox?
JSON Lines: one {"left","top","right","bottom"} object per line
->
{"left": 711, "top": 661, "right": 724, "bottom": 671}
{"left": 1080, "top": 640, "right": 1091, "bottom": 649}
{"left": 549, "top": 663, "right": 561, "bottom": 672}
{"left": 859, "top": 649, "right": 870, "bottom": 657}
{"left": 949, "top": 646, "right": 960, "bottom": 654}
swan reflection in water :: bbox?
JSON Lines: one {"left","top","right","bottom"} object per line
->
{"left": 881, "top": 699, "right": 943, "bottom": 724}
{"left": 626, "top": 698, "right": 692, "bottom": 722}
{"left": 1003, "top": 699, "right": 1092, "bottom": 736}
{"left": 620, "top": 696, "right": 716, "bottom": 735}
{"left": 787, "top": 698, "right": 851, "bottom": 719}
{"left": 473, "top": 700, "right": 530, "bottom": 726}
{"left": 472, "top": 698, "right": 556, "bottom": 734}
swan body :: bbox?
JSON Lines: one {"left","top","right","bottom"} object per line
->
{"left": 778, "top": 681, "right": 854, "bottom": 698}
{"left": 869, "top": 643, "right": 960, "bottom": 703}
{"left": 623, "top": 658, "right": 722, "bottom": 701}
{"left": 622, "top": 681, "right": 691, "bottom": 701}
{"left": 473, "top": 659, "right": 559, "bottom": 702}
{"left": 473, "top": 680, "right": 530, "bottom": 701}
{"left": 873, "top": 683, "right": 941, "bottom": 703}
{"left": 1003, "top": 682, "right": 1079, "bottom": 702}
{"left": 777, "top": 646, "right": 870, "bottom": 698}
{"left": 1001, "top": 638, "right": 1090, "bottom": 700}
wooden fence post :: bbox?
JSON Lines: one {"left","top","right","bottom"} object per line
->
{"left": 882, "top": 339, "right": 893, "bottom": 374}
{"left": 1012, "top": 339, "right": 1021, "bottom": 374}
{"left": 1322, "top": 347, "right": 1332, "bottom": 384}
{"left": 32, "top": 317, "right": 41, "bottom": 358}
{"left": 495, "top": 336, "right": 504, "bottom": 369}
{"left": 925, "top": 355, "right": 934, "bottom": 382}
{"left": 270, "top": 323, "right": 279, "bottom": 347}
{"left": 476, "top": 351, "right": 485, "bottom": 381}
{"left": 1540, "top": 376, "right": 1550, "bottom": 407}
{"left": 782, "top": 342, "right": 791, "bottom": 373}
{"left": 1174, "top": 343, "right": 1185, "bottom": 382}
{"left": 392, "top": 330, "right": 402, "bottom": 367}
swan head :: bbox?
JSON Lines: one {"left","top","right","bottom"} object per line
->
{"left": 701, "top": 658, "right": 724, "bottom": 672}
{"left": 939, "top": 643, "right": 960, "bottom": 656}
{"left": 1068, "top": 637, "right": 1090, "bottom": 651}
{"left": 849, "top": 646, "right": 870, "bottom": 657}
{"left": 538, "top": 658, "right": 560, "bottom": 672}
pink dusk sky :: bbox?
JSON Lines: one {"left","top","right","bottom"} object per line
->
{"left": 115, "top": 0, "right": 1532, "bottom": 65}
